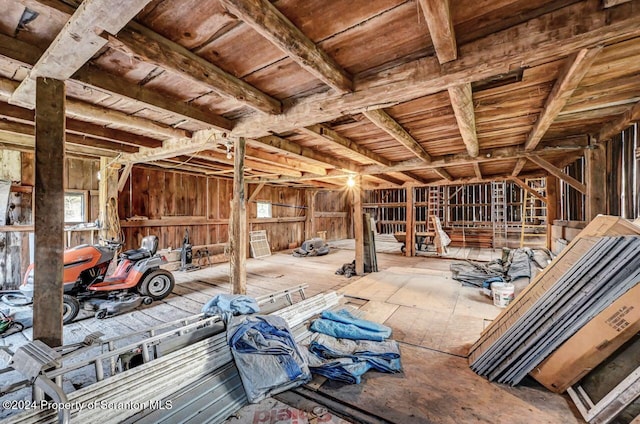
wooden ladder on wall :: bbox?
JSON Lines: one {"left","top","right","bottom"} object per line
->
{"left": 426, "top": 186, "right": 442, "bottom": 233}
{"left": 492, "top": 181, "right": 508, "bottom": 248}
{"left": 519, "top": 177, "right": 548, "bottom": 248}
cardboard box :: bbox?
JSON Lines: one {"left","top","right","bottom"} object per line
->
{"left": 530, "top": 282, "right": 640, "bottom": 393}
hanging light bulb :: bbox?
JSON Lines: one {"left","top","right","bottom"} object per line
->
{"left": 346, "top": 175, "right": 356, "bottom": 188}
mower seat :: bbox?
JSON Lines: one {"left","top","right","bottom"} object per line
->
{"left": 121, "top": 235, "right": 159, "bottom": 261}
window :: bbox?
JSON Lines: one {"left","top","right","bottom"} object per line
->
{"left": 64, "top": 192, "right": 87, "bottom": 223}
{"left": 256, "top": 201, "right": 272, "bottom": 218}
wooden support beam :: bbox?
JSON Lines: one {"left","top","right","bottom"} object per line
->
{"left": 247, "top": 183, "right": 265, "bottom": 203}
{"left": 99, "top": 158, "right": 120, "bottom": 241}
{"left": 363, "top": 109, "right": 432, "bottom": 163}
{"left": 197, "top": 149, "right": 303, "bottom": 177}
{"left": 117, "top": 162, "right": 132, "bottom": 192}
{"left": 0, "top": 33, "right": 233, "bottom": 132}
{"left": 401, "top": 171, "right": 429, "bottom": 185}
{"left": 586, "top": 143, "right": 607, "bottom": 220}
{"left": 33, "top": 77, "right": 65, "bottom": 347}
{"left": 546, "top": 175, "right": 559, "bottom": 250}
{"left": 603, "top": 0, "right": 632, "bottom": 7}
{"left": 231, "top": 137, "right": 247, "bottom": 294}
{"left": 418, "top": 0, "right": 457, "bottom": 63}
{"left": 405, "top": 186, "right": 415, "bottom": 257}
{"left": 528, "top": 154, "right": 587, "bottom": 194}
{"left": 305, "top": 190, "right": 316, "bottom": 240}
{"left": 509, "top": 177, "right": 547, "bottom": 203}
{"left": 473, "top": 162, "right": 483, "bottom": 180}
{"left": 524, "top": 48, "right": 601, "bottom": 151}
{"left": 598, "top": 101, "right": 640, "bottom": 142}
{"left": 119, "top": 130, "right": 224, "bottom": 164}
{"left": 246, "top": 146, "right": 327, "bottom": 175}
{"left": 448, "top": 83, "right": 478, "bottom": 157}
{"left": 232, "top": 1, "right": 640, "bottom": 139}
{"left": 300, "top": 124, "right": 392, "bottom": 166}
{"left": 433, "top": 167, "right": 453, "bottom": 181}
{"left": 353, "top": 175, "right": 364, "bottom": 275}
{"left": 219, "top": 0, "right": 352, "bottom": 93}
{"left": 512, "top": 158, "right": 528, "bottom": 177}
{"left": 252, "top": 135, "right": 362, "bottom": 172}
{"left": 111, "top": 23, "right": 282, "bottom": 115}
{"left": 370, "top": 174, "right": 404, "bottom": 186}
{"left": 10, "top": 0, "right": 152, "bottom": 108}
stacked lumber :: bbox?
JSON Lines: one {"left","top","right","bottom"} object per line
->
{"left": 468, "top": 216, "right": 640, "bottom": 386}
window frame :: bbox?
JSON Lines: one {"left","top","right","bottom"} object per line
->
{"left": 256, "top": 200, "right": 272, "bottom": 219}
{"left": 64, "top": 190, "right": 89, "bottom": 224}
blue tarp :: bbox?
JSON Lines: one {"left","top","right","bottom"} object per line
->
{"left": 201, "top": 294, "right": 259, "bottom": 322}
{"left": 310, "top": 309, "right": 392, "bottom": 341}
{"left": 228, "top": 314, "right": 310, "bottom": 403}
{"left": 305, "top": 333, "right": 402, "bottom": 384}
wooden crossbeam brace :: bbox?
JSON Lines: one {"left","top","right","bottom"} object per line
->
{"left": 363, "top": 109, "right": 432, "bottom": 163}
{"left": 509, "top": 176, "right": 547, "bottom": 203}
{"left": 527, "top": 154, "right": 586, "bottom": 194}
{"left": 511, "top": 158, "right": 528, "bottom": 177}
{"left": 598, "top": 101, "right": 640, "bottom": 142}
{"left": 117, "top": 162, "right": 132, "bottom": 192}
{"left": 473, "top": 162, "right": 483, "bottom": 180}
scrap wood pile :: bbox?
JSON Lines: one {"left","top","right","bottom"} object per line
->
{"left": 468, "top": 216, "right": 640, "bottom": 424}
{"left": 449, "top": 247, "right": 552, "bottom": 289}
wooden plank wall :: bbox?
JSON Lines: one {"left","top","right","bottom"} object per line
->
{"left": 314, "top": 190, "right": 350, "bottom": 241}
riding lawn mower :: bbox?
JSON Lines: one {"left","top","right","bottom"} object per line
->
{"left": 15, "top": 235, "right": 174, "bottom": 324}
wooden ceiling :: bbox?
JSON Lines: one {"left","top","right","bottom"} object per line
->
{"left": 0, "top": 0, "right": 638, "bottom": 189}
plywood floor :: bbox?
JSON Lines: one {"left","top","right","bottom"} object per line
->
{"left": 1, "top": 246, "right": 583, "bottom": 424}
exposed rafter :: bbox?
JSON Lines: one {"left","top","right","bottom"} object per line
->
{"left": 524, "top": 47, "right": 601, "bottom": 151}
{"left": 219, "top": 0, "right": 352, "bottom": 93}
{"left": 196, "top": 150, "right": 304, "bottom": 177}
{"left": 418, "top": 0, "right": 457, "bottom": 63}
{"left": 362, "top": 109, "right": 431, "bottom": 162}
{"left": 110, "top": 22, "right": 282, "bottom": 115}
{"left": 245, "top": 146, "right": 328, "bottom": 176}
{"left": 511, "top": 158, "right": 528, "bottom": 177}
{"left": 299, "top": 124, "right": 393, "bottom": 166}
{"left": 118, "top": 130, "right": 224, "bottom": 163}
{"left": 231, "top": 2, "right": 640, "bottom": 139}
{"left": 527, "top": 154, "right": 587, "bottom": 194}
{"left": 10, "top": 0, "right": 152, "bottom": 108}
{"left": 473, "top": 162, "right": 483, "bottom": 180}
{"left": 598, "top": 100, "right": 640, "bottom": 141}
{"left": 448, "top": 83, "right": 478, "bottom": 157}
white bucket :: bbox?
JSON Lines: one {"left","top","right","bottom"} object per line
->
{"left": 491, "top": 282, "right": 515, "bottom": 308}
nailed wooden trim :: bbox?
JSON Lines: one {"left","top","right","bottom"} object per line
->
{"left": 300, "top": 124, "right": 392, "bottom": 166}
{"left": 598, "top": 101, "right": 640, "bottom": 142}
{"left": 528, "top": 154, "right": 587, "bottom": 194}
{"left": 219, "top": 0, "right": 352, "bottom": 93}
{"left": 448, "top": 83, "right": 478, "bottom": 157}
{"left": 363, "top": 109, "right": 431, "bottom": 163}
{"left": 111, "top": 23, "right": 282, "bottom": 115}
{"left": 418, "top": 0, "right": 457, "bottom": 63}
{"left": 509, "top": 177, "right": 547, "bottom": 203}
{"left": 524, "top": 47, "right": 602, "bottom": 151}
{"left": 512, "top": 158, "right": 528, "bottom": 177}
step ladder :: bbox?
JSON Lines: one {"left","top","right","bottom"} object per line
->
{"left": 491, "top": 181, "right": 508, "bottom": 248}
{"left": 520, "top": 177, "right": 548, "bottom": 248}
{"left": 426, "top": 186, "right": 442, "bottom": 233}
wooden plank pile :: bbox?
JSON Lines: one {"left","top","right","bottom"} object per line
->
{"left": 468, "top": 216, "right": 640, "bottom": 386}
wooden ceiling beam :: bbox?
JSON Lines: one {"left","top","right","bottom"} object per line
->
{"left": 219, "top": 0, "right": 352, "bottom": 93}
{"left": 252, "top": 135, "right": 362, "bottom": 172}
{"left": 0, "top": 32, "right": 233, "bottom": 132}
{"left": 362, "top": 109, "right": 432, "bottom": 162}
{"left": 511, "top": 158, "right": 528, "bottom": 177}
{"left": 527, "top": 154, "right": 587, "bottom": 194}
{"left": 118, "top": 130, "right": 224, "bottom": 163}
{"left": 232, "top": 1, "right": 640, "bottom": 138}
{"left": 524, "top": 47, "right": 602, "bottom": 151}
{"left": 0, "top": 76, "right": 186, "bottom": 140}
{"left": 196, "top": 150, "right": 303, "bottom": 177}
{"left": 432, "top": 167, "right": 453, "bottom": 181}
{"left": 598, "top": 100, "right": 640, "bottom": 141}
{"left": 10, "top": 0, "right": 152, "bottom": 108}
{"left": 509, "top": 177, "right": 547, "bottom": 203}
{"left": 401, "top": 171, "right": 429, "bottom": 185}
{"left": 369, "top": 174, "right": 404, "bottom": 186}
{"left": 473, "top": 162, "right": 483, "bottom": 180}
{"left": 0, "top": 129, "right": 119, "bottom": 158}
{"left": 448, "top": 83, "right": 478, "bottom": 157}
{"left": 245, "top": 146, "right": 328, "bottom": 176}
{"left": 603, "top": 0, "right": 632, "bottom": 7}
{"left": 300, "top": 124, "right": 392, "bottom": 166}
{"left": 110, "top": 23, "right": 282, "bottom": 115}
{"left": 418, "top": 0, "right": 457, "bottom": 63}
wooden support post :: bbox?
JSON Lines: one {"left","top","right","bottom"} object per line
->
{"left": 405, "top": 186, "right": 415, "bottom": 257}
{"left": 353, "top": 176, "right": 364, "bottom": 276}
{"left": 33, "top": 77, "right": 65, "bottom": 347}
{"left": 305, "top": 190, "right": 316, "bottom": 240}
{"left": 546, "top": 176, "right": 559, "bottom": 250}
{"left": 231, "top": 137, "right": 247, "bottom": 294}
{"left": 99, "top": 157, "right": 120, "bottom": 242}
{"left": 586, "top": 143, "right": 607, "bottom": 221}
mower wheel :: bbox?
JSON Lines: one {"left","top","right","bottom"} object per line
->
{"left": 62, "top": 295, "right": 80, "bottom": 324}
{"left": 95, "top": 310, "right": 107, "bottom": 319}
{"left": 139, "top": 269, "right": 175, "bottom": 301}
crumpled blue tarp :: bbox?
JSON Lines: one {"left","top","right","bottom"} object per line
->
{"left": 228, "top": 314, "right": 311, "bottom": 403}
{"left": 201, "top": 294, "right": 259, "bottom": 322}
{"left": 304, "top": 333, "right": 402, "bottom": 384}
{"left": 310, "top": 309, "right": 392, "bottom": 341}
